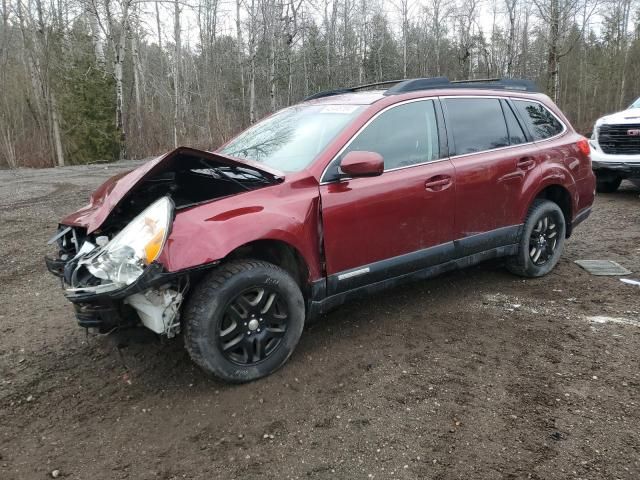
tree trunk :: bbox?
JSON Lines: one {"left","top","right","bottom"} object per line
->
{"left": 49, "top": 90, "right": 65, "bottom": 166}
{"left": 505, "top": 0, "right": 517, "bottom": 77}
{"left": 173, "top": 0, "right": 181, "bottom": 148}
{"left": 236, "top": 0, "right": 245, "bottom": 122}
{"left": 547, "top": 0, "right": 559, "bottom": 102}
{"left": 401, "top": 0, "right": 408, "bottom": 78}
{"left": 248, "top": 0, "right": 257, "bottom": 123}
{"left": 86, "top": 0, "right": 105, "bottom": 66}
{"left": 155, "top": 1, "right": 162, "bottom": 49}
{"left": 131, "top": 18, "right": 143, "bottom": 146}
{"left": 269, "top": 8, "right": 277, "bottom": 112}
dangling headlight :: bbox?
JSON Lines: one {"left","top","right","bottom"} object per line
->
{"left": 87, "top": 197, "right": 173, "bottom": 286}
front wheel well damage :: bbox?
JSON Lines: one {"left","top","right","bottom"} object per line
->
{"left": 534, "top": 185, "right": 573, "bottom": 237}
{"left": 224, "top": 240, "right": 311, "bottom": 299}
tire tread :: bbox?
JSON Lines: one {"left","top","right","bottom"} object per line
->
{"left": 183, "top": 259, "right": 301, "bottom": 382}
{"left": 506, "top": 199, "right": 565, "bottom": 277}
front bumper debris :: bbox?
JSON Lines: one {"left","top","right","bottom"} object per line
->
{"left": 73, "top": 300, "right": 137, "bottom": 331}
{"left": 45, "top": 247, "right": 216, "bottom": 336}
{"left": 45, "top": 255, "right": 67, "bottom": 278}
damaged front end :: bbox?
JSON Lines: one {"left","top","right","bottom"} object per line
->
{"left": 47, "top": 197, "right": 187, "bottom": 337}
{"left": 45, "top": 147, "right": 282, "bottom": 338}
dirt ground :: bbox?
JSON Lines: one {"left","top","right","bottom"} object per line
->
{"left": 0, "top": 164, "right": 639, "bottom": 480}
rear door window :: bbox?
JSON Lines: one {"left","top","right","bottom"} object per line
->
{"left": 444, "top": 98, "right": 509, "bottom": 155}
{"left": 513, "top": 100, "right": 564, "bottom": 140}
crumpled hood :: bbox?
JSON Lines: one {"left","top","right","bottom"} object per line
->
{"left": 60, "top": 146, "right": 283, "bottom": 233}
{"left": 596, "top": 107, "right": 640, "bottom": 126}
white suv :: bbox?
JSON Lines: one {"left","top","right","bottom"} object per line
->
{"left": 589, "top": 97, "right": 640, "bottom": 192}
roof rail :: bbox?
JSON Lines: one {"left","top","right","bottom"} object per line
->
{"left": 303, "top": 79, "right": 405, "bottom": 101}
{"left": 303, "top": 77, "right": 539, "bottom": 102}
{"left": 385, "top": 77, "right": 539, "bottom": 95}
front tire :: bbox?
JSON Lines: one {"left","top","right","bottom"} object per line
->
{"left": 183, "top": 260, "right": 305, "bottom": 383}
{"left": 507, "top": 199, "right": 566, "bottom": 278}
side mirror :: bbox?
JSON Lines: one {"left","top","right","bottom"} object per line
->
{"left": 339, "top": 151, "right": 384, "bottom": 178}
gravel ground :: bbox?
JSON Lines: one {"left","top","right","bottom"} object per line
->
{"left": 0, "top": 163, "right": 639, "bottom": 480}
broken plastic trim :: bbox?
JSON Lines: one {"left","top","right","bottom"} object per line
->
{"left": 63, "top": 261, "right": 219, "bottom": 303}
{"left": 46, "top": 226, "right": 72, "bottom": 245}
{"left": 124, "top": 282, "right": 188, "bottom": 337}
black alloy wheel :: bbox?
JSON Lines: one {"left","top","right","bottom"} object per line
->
{"left": 528, "top": 215, "right": 559, "bottom": 266}
{"left": 506, "top": 199, "right": 566, "bottom": 278}
{"left": 184, "top": 260, "right": 305, "bottom": 383}
{"left": 218, "top": 286, "right": 289, "bottom": 366}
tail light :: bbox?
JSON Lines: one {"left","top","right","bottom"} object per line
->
{"left": 577, "top": 137, "right": 590, "bottom": 156}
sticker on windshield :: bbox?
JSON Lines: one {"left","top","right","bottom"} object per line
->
{"left": 320, "top": 105, "right": 360, "bottom": 114}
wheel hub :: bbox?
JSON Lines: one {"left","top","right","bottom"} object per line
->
{"left": 529, "top": 214, "right": 559, "bottom": 266}
{"left": 217, "top": 286, "right": 289, "bottom": 366}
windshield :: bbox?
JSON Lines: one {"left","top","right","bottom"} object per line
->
{"left": 219, "top": 104, "right": 364, "bottom": 172}
{"left": 629, "top": 97, "right": 640, "bottom": 109}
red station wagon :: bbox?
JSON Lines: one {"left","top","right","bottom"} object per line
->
{"left": 46, "top": 77, "right": 596, "bottom": 382}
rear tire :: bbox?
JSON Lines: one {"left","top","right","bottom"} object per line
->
{"left": 595, "top": 175, "right": 622, "bottom": 193}
{"left": 183, "top": 260, "right": 305, "bottom": 383}
{"left": 506, "top": 199, "right": 566, "bottom": 278}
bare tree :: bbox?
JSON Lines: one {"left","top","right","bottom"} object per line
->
{"left": 2, "top": 0, "right": 640, "bottom": 168}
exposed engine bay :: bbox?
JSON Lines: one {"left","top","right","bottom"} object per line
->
{"left": 45, "top": 150, "right": 280, "bottom": 337}
{"left": 98, "top": 151, "right": 278, "bottom": 235}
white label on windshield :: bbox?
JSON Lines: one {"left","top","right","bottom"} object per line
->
{"left": 320, "top": 105, "right": 360, "bottom": 114}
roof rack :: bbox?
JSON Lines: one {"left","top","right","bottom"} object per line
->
{"left": 303, "top": 79, "right": 405, "bottom": 101}
{"left": 303, "top": 76, "right": 539, "bottom": 101}
{"left": 385, "top": 77, "right": 539, "bottom": 95}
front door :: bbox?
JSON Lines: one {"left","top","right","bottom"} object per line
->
{"left": 319, "top": 99, "right": 456, "bottom": 294}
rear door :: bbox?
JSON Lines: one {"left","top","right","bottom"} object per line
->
{"left": 443, "top": 97, "right": 536, "bottom": 255}
{"left": 320, "top": 99, "right": 456, "bottom": 294}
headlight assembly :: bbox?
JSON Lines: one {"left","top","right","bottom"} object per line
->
{"left": 86, "top": 197, "right": 173, "bottom": 287}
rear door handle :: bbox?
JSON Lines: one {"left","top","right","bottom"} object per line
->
{"left": 517, "top": 156, "right": 535, "bottom": 170}
{"left": 425, "top": 175, "right": 452, "bottom": 191}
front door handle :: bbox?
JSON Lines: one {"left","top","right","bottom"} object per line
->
{"left": 517, "top": 156, "right": 535, "bottom": 170}
{"left": 425, "top": 175, "right": 452, "bottom": 191}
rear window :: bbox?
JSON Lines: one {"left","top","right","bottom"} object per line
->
{"left": 445, "top": 98, "right": 509, "bottom": 155}
{"left": 513, "top": 100, "right": 564, "bottom": 140}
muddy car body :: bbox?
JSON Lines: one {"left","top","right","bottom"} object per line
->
{"left": 46, "top": 77, "right": 596, "bottom": 382}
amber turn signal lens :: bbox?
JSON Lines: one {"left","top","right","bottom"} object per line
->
{"left": 144, "top": 228, "right": 166, "bottom": 264}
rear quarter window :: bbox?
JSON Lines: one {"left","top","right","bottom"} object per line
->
{"left": 513, "top": 100, "right": 564, "bottom": 141}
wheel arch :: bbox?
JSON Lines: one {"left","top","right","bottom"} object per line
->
{"left": 531, "top": 184, "right": 574, "bottom": 237}
{"left": 225, "top": 239, "right": 312, "bottom": 299}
